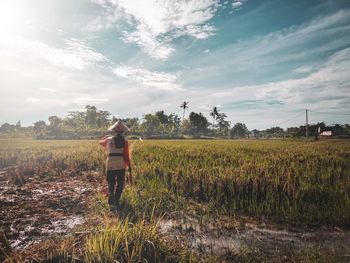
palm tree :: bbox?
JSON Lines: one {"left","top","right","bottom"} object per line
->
{"left": 180, "top": 101, "right": 189, "bottom": 121}
{"left": 210, "top": 106, "right": 219, "bottom": 127}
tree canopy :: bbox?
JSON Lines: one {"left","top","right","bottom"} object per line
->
{"left": 1, "top": 104, "right": 349, "bottom": 139}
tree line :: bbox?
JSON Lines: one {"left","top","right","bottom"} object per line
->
{"left": 0, "top": 104, "right": 349, "bottom": 139}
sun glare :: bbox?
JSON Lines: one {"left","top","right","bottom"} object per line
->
{"left": 0, "top": 1, "right": 28, "bottom": 34}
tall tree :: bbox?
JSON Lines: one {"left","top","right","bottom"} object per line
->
{"left": 66, "top": 111, "right": 86, "bottom": 129}
{"left": 15, "top": 120, "right": 21, "bottom": 128}
{"left": 96, "top": 110, "right": 111, "bottom": 128}
{"left": 181, "top": 119, "right": 191, "bottom": 135}
{"left": 33, "top": 121, "right": 47, "bottom": 135}
{"left": 48, "top": 116, "right": 62, "bottom": 136}
{"left": 264, "top": 126, "right": 284, "bottom": 137}
{"left": 141, "top": 114, "right": 162, "bottom": 136}
{"left": 168, "top": 113, "right": 181, "bottom": 128}
{"left": 230, "top": 123, "right": 249, "bottom": 138}
{"left": 0, "top": 123, "right": 15, "bottom": 133}
{"left": 85, "top": 105, "right": 97, "bottom": 127}
{"left": 189, "top": 112, "right": 208, "bottom": 135}
{"left": 180, "top": 101, "right": 189, "bottom": 121}
{"left": 48, "top": 116, "right": 62, "bottom": 128}
{"left": 210, "top": 106, "right": 219, "bottom": 127}
{"left": 216, "top": 112, "right": 230, "bottom": 136}
{"left": 155, "top": 111, "right": 170, "bottom": 124}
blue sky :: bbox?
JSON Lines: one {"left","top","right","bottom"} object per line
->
{"left": 0, "top": 0, "right": 349, "bottom": 129}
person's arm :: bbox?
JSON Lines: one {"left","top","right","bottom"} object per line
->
{"left": 99, "top": 136, "right": 108, "bottom": 147}
{"left": 123, "top": 140, "right": 133, "bottom": 184}
{"left": 123, "top": 140, "right": 131, "bottom": 168}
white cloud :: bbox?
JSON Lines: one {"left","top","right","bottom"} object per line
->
{"left": 211, "top": 91, "right": 232, "bottom": 98}
{"left": 113, "top": 65, "right": 183, "bottom": 91}
{"left": 121, "top": 25, "right": 175, "bottom": 60}
{"left": 26, "top": 97, "right": 41, "bottom": 103}
{"left": 293, "top": 65, "right": 314, "bottom": 74}
{"left": 149, "top": 102, "right": 171, "bottom": 108}
{"left": 39, "top": 88, "right": 56, "bottom": 92}
{"left": 0, "top": 34, "right": 113, "bottom": 123}
{"left": 72, "top": 97, "right": 109, "bottom": 105}
{"left": 198, "top": 104, "right": 212, "bottom": 111}
{"left": 182, "top": 24, "right": 216, "bottom": 39}
{"left": 255, "top": 47, "right": 350, "bottom": 108}
{"left": 84, "top": 13, "right": 119, "bottom": 32}
{"left": 232, "top": 1, "right": 243, "bottom": 10}
{"left": 184, "top": 9, "right": 350, "bottom": 84}
{"left": 0, "top": 35, "right": 108, "bottom": 70}
{"left": 26, "top": 97, "right": 65, "bottom": 104}
{"left": 91, "top": 0, "right": 246, "bottom": 59}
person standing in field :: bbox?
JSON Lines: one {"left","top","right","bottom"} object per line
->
{"left": 99, "top": 120, "right": 132, "bottom": 213}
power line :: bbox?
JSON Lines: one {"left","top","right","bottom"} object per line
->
{"left": 274, "top": 112, "right": 304, "bottom": 127}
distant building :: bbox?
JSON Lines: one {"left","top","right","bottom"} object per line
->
{"left": 320, "top": 131, "right": 332, "bottom": 136}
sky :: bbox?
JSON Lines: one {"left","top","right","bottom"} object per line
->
{"left": 0, "top": 0, "right": 349, "bottom": 130}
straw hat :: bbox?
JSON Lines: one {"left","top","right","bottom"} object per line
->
{"left": 108, "top": 120, "right": 130, "bottom": 133}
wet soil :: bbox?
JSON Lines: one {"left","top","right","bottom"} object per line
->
{"left": 0, "top": 167, "right": 103, "bottom": 254}
{"left": 158, "top": 214, "right": 350, "bottom": 257}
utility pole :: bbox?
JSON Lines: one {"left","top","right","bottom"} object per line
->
{"left": 306, "top": 109, "right": 309, "bottom": 139}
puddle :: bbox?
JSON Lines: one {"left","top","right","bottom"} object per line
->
{"left": 158, "top": 216, "right": 350, "bottom": 256}
{"left": 6, "top": 215, "right": 85, "bottom": 250}
{"left": 48, "top": 216, "right": 84, "bottom": 234}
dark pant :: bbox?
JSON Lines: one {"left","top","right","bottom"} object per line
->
{"left": 107, "top": 169, "right": 125, "bottom": 208}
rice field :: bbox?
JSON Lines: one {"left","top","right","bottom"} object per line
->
{"left": 132, "top": 140, "right": 350, "bottom": 224}
{"left": 1, "top": 138, "right": 350, "bottom": 262}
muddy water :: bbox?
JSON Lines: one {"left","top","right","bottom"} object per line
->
{"left": 0, "top": 168, "right": 103, "bottom": 250}
{"left": 158, "top": 216, "right": 350, "bottom": 256}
